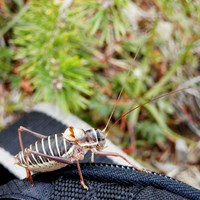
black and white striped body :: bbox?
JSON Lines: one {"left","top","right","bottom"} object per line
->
{"left": 15, "top": 127, "right": 106, "bottom": 173}
{"left": 16, "top": 133, "right": 88, "bottom": 172}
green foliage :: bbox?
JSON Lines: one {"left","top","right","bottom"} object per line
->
{"left": 1, "top": 0, "right": 199, "bottom": 146}
{"left": 0, "top": 0, "right": 25, "bottom": 85}
{"left": 72, "top": 0, "right": 130, "bottom": 44}
{"left": 12, "top": 0, "right": 92, "bottom": 112}
{"left": 80, "top": 0, "right": 199, "bottom": 145}
{"left": 0, "top": 47, "right": 12, "bottom": 83}
{"left": 136, "top": 121, "right": 165, "bottom": 145}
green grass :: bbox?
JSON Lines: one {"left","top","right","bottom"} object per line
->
{"left": 0, "top": 0, "right": 199, "bottom": 148}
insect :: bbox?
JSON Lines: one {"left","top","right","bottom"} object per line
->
{"left": 15, "top": 86, "right": 187, "bottom": 190}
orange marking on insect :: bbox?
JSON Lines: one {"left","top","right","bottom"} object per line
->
{"left": 69, "top": 127, "right": 75, "bottom": 137}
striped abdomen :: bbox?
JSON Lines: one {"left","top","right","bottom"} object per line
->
{"left": 16, "top": 133, "right": 73, "bottom": 172}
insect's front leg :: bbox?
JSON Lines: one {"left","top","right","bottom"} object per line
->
{"left": 76, "top": 160, "right": 88, "bottom": 190}
{"left": 92, "top": 150, "right": 151, "bottom": 173}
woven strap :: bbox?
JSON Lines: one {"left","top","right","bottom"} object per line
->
{"left": 0, "top": 164, "right": 199, "bottom": 200}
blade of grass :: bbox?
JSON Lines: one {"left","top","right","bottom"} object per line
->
{"left": 0, "top": 4, "right": 29, "bottom": 37}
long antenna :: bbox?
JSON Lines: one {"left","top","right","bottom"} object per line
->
{"left": 102, "top": 48, "right": 141, "bottom": 133}
{"left": 102, "top": 87, "right": 124, "bottom": 132}
{"left": 106, "top": 87, "right": 190, "bottom": 134}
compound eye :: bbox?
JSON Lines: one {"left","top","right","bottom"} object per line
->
{"left": 96, "top": 129, "right": 101, "bottom": 142}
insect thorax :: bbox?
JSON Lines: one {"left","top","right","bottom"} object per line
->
{"left": 63, "top": 127, "right": 106, "bottom": 149}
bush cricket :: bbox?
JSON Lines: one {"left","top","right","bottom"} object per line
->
{"left": 15, "top": 87, "right": 188, "bottom": 190}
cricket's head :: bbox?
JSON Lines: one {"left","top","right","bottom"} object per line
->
{"left": 94, "top": 129, "right": 106, "bottom": 151}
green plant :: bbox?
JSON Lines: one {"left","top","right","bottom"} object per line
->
{"left": 0, "top": 47, "right": 12, "bottom": 83}
{"left": 12, "top": 0, "right": 93, "bottom": 112}
{"left": 0, "top": 0, "right": 25, "bottom": 84}
{"left": 75, "top": 0, "right": 199, "bottom": 146}
{"left": 72, "top": 0, "right": 130, "bottom": 45}
{"left": 136, "top": 121, "right": 165, "bottom": 145}
{"left": 1, "top": 0, "right": 199, "bottom": 148}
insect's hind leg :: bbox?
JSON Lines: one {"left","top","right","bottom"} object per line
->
{"left": 93, "top": 150, "right": 151, "bottom": 173}
{"left": 24, "top": 148, "right": 34, "bottom": 185}
{"left": 18, "top": 126, "right": 47, "bottom": 150}
{"left": 24, "top": 149, "right": 88, "bottom": 190}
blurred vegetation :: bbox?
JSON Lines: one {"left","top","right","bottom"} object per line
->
{"left": 0, "top": 0, "right": 200, "bottom": 155}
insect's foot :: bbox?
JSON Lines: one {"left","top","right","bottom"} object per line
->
{"left": 26, "top": 168, "right": 34, "bottom": 185}
{"left": 90, "top": 160, "right": 94, "bottom": 164}
{"left": 26, "top": 176, "right": 34, "bottom": 186}
{"left": 135, "top": 167, "right": 151, "bottom": 173}
{"left": 144, "top": 169, "right": 151, "bottom": 173}
{"left": 81, "top": 181, "right": 88, "bottom": 190}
